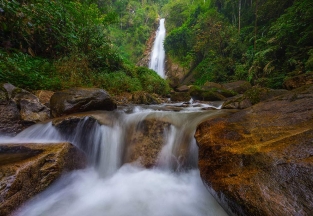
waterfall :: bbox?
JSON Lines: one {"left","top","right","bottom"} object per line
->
{"left": 1, "top": 105, "right": 229, "bottom": 216}
{"left": 149, "top": 18, "right": 166, "bottom": 78}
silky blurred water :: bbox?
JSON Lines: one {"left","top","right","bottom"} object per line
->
{"left": 149, "top": 18, "right": 166, "bottom": 78}
{"left": 1, "top": 105, "right": 229, "bottom": 216}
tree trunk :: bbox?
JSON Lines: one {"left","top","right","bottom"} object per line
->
{"left": 238, "top": 0, "right": 241, "bottom": 34}
{"left": 254, "top": 0, "right": 258, "bottom": 51}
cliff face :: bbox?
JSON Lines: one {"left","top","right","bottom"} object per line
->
{"left": 136, "top": 31, "right": 156, "bottom": 68}
{"left": 195, "top": 85, "right": 313, "bottom": 215}
{"left": 165, "top": 56, "right": 188, "bottom": 88}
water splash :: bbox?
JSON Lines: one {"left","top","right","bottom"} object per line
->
{"left": 149, "top": 18, "right": 166, "bottom": 78}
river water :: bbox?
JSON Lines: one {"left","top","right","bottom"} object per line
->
{"left": 1, "top": 103, "right": 229, "bottom": 216}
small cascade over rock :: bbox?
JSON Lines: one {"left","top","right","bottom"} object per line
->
{"left": 149, "top": 18, "right": 166, "bottom": 78}
{"left": 0, "top": 104, "right": 230, "bottom": 216}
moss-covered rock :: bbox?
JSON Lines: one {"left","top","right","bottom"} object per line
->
{"left": 132, "top": 91, "right": 161, "bottom": 104}
{"left": 223, "top": 80, "right": 252, "bottom": 94}
{"left": 170, "top": 91, "right": 190, "bottom": 102}
{"left": 223, "top": 87, "right": 289, "bottom": 109}
{"left": 222, "top": 95, "right": 252, "bottom": 109}
{"left": 283, "top": 72, "right": 313, "bottom": 90}
{"left": 189, "top": 86, "right": 226, "bottom": 101}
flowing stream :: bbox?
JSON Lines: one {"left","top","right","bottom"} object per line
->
{"left": 0, "top": 103, "right": 229, "bottom": 216}
{"left": 149, "top": 18, "right": 166, "bottom": 78}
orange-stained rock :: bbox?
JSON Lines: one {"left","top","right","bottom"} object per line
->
{"left": 35, "top": 90, "right": 54, "bottom": 107}
{"left": 0, "top": 143, "right": 86, "bottom": 215}
{"left": 195, "top": 84, "right": 313, "bottom": 215}
{"left": 124, "top": 118, "right": 171, "bottom": 168}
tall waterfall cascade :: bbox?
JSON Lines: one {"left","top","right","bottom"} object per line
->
{"left": 0, "top": 103, "right": 229, "bottom": 216}
{"left": 149, "top": 18, "right": 166, "bottom": 78}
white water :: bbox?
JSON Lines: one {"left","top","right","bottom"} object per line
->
{"left": 149, "top": 18, "right": 166, "bottom": 78}
{"left": 1, "top": 106, "right": 229, "bottom": 216}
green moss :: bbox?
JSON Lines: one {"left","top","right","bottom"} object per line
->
{"left": 244, "top": 87, "right": 268, "bottom": 105}
{"left": 11, "top": 87, "right": 24, "bottom": 98}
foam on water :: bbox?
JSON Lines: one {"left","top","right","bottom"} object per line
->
{"left": 15, "top": 166, "right": 228, "bottom": 216}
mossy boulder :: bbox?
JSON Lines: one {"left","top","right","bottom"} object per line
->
{"left": 170, "top": 91, "right": 190, "bottom": 102}
{"left": 244, "top": 87, "right": 289, "bottom": 105}
{"left": 12, "top": 88, "right": 50, "bottom": 122}
{"left": 202, "top": 82, "right": 223, "bottom": 90}
{"left": 222, "top": 95, "right": 252, "bottom": 109}
{"left": 223, "top": 80, "right": 252, "bottom": 94}
{"left": 223, "top": 87, "right": 289, "bottom": 109}
{"left": 132, "top": 91, "right": 161, "bottom": 104}
{"left": 283, "top": 72, "right": 313, "bottom": 90}
{"left": 190, "top": 86, "right": 225, "bottom": 101}
{"left": 175, "top": 85, "right": 189, "bottom": 92}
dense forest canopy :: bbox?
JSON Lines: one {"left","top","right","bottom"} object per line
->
{"left": 164, "top": 0, "right": 313, "bottom": 87}
{"left": 0, "top": 0, "right": 312, "bottom": 92}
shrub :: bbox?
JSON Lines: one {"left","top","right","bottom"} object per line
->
{"left": 0, "top": 50, "right": 61, "bottom": 90}
{"left": 136, "top": 67, "right": 170, "bottom": 96}
{"left": 95, "top": 71, "right": 142, "bottom": 94}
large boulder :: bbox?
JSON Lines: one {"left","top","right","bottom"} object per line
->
{"left": 50, "top": 88, "right": 117, "bottom": 118}
{"left": 190, "top": 86, "right": 226, "bottom": 101}
{"left": 0, "top": 84, "right": 50, "bottom": 135}
{"left": 12, "top": 88, "right": 50, "bottom": 122}
{"left": 0, "top": 84, "right": 21, "bottom": 135}
{"left": 0, "top": 143, "right": 86, "bottom": 215}
{"left": 35, "top": 90, "right": 54, "bottom": 108}
{"left": 170, "top": 91, "right": 190, "bottom": 102}
{"left": 0, "top": 100, "right": 23, "bottom": 135}
{"left": 131, "top": 91, "right": 161, "bottom": 105}
{"left": 203, "top": 82, "right": 223, "bottom": 90}
{"left": 195, "top": 84, "right": 313, "bottom": 215}
{"left": 223, "top": 80, "right": 252, "bottom": 94}
{"left": 175, "top": 85, "right": 189, "bottom": 92}
{"left": 283, "top": 72, "right": 313, "bottom": 90}
{"left": 222, "top": 87, "right": 289, "bottom": 109}
{"left": 124, "top": 118, "right": 171, "bottom": 168}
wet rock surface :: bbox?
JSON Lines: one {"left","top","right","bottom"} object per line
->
{"left": 125, "top": 118, "right": 171, "bottom": 168}
{"left": 35, "top": 90, "right": 54, "bottom": 108}
{"left": 131, "top": 91, "right": 161, "bottom": 105}
{"left": 0, "top": 84, "right": 50, "bottom": 135}
{"left": 50, "top": 88, "right": 117, "bottom": 118}
{"left": 195, "top": 85, "right": 313, "bottom": 215}
{"left": 12, "top": 88, "right": 50, "bottom": 122}
{"left": 0, "top": 143, "right": 86, "bottom": 215}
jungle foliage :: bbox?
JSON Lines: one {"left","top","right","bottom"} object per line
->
{"left": 1, "top": 0, "right": 312, "bottom": 93}
{"left": 163, "top": 0, "right": 313, "bottom": 88}
{"left": 0, "top": 0, "right": 169, "bottom": 95}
